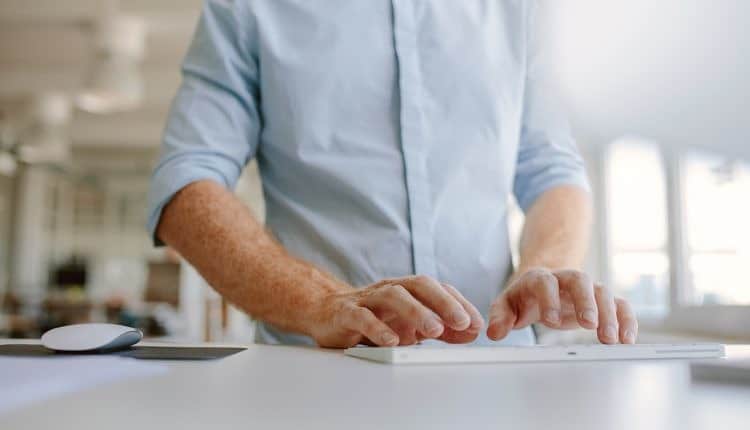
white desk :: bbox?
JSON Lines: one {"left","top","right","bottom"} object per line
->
{"left": 1, "top": 341, "right": 749, "bottom": 430}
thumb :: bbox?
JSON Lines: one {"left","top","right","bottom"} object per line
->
{"left": 487, "top": 294, "right": 517, "bottom": 341}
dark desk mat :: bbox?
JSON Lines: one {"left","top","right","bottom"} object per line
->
{"left": 0, "top": 343, "right": 246, "bottom": 360}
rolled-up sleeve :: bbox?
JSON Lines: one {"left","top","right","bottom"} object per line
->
{"left": 146, "top": 0, "right": 261, "bottom": 245}
{"left": 513, "top": 1, "right": 590, "bottom": 212}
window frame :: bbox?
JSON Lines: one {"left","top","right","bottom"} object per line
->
{"left": 598, "top": 139, "right": 672, "bottom": 316}
{"left": 594, "top": 140, "right": 750, "bottom": 340}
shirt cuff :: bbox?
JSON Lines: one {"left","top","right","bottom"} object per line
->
{"left": 146, "top": 153, "right": 240, "bottom": 246}
{"left": 516, "top": 170, "right": 591, "bottom": 212}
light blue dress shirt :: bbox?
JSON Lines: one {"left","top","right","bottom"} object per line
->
{"left": 147, "top": 0, "right": 590, "bottom": 346}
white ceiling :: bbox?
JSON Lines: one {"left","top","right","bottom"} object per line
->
{"left": 0, "top": 0, "right": 203, "bottom": 152}
{"left": 1, "top": 0, "right": 748, "bottom": 159}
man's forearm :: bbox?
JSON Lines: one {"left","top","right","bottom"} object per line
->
{"left": 156, "top": 180, "right": 352, "bottom": 337}
{"left": 488, "top": 185, "right": 637, "bottom": 344}
{"left": 515, "top": 185, "right": 593, "bottom": 277}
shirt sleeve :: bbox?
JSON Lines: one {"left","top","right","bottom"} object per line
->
{"left": 146, "top": 0, "right": 261, "bottom": 245}
{"left": 512, "top": 1, "right": 591, "bottom": 212}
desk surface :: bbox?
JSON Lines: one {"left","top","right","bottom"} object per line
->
{"left": 1, "top": 341, "right": 750, "bottom": 430}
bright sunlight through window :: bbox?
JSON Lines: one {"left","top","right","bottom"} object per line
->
{"left": 684, "top": 152, "right": 750, "bottom": 305}
{"left": 606, "top": 139, "right": 669, "bottom": 315}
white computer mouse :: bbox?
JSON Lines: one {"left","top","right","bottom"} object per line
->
{"left": 41, "top": 323, "right": 143, "bottom": 352}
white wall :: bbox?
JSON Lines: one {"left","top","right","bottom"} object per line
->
{"left": 542, "top": 0, "right": 750, "bottom": 158}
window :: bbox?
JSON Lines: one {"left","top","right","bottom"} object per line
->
{"left": 683, "top": 152, "right": 750, "bottom": 305}
{"left": 605, "top": 139, "right": 670, "bottom": 315}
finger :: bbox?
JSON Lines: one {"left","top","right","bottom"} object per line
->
{"left": 615, "top": 297, "right": 638, "bottom": 344}
{"left": 593, "top": 284, "right": 619, "bottom": 344}
{"left": 439, "top": 328, "right": 480, "bottom": 344}
{"left": 363, "top": 284, "right": 445, "bottom": 338}
{"left": 555, "top": 270, "right": 598, "bottom": 329}
{"left": 398, "top": 276, "right": 470, "bottom": 330}
{"left": 438, "top": 285, "right": 482, "bottom": 343}
{"left": 442, "top": 284, "right": 484, "bottom": 331}
{"left": 519, "top": 269, "right": 562, "bottom": 328}
{"left": 342, "top": 306, "right": 399, "bottom": 346}
{"left": 556, "top": 291, "right": 582, "bottom": 329}
{"left": 487, "top": 294, "right": 516, "bottom": 341}
{"left": 398, "top": 332, "right": 419, "bottom": 346}
{"left": 386, "top": 318, "right": 420, "bottom": 346}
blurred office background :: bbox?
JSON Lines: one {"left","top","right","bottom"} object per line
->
{"left": 0, "top": 0, "right": 748, "bottom": 343}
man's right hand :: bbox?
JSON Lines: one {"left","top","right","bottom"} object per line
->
{"left": 308, "top": 275, "right": 485, "bottom": 348}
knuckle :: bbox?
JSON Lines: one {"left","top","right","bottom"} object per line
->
{"left": 381, "top": 284, "right": 402, "bottom": 299}
{"left": 538, "top": 271, "right": 558, "bottom": 286}
{"left": 390, "top": 284, "right": 409, "bottom": 297}
{"left": 529, "top": 273, "right": 557, "bottom": 294}
{"left": 412, "top": 274, "right": 434, "bottom": 285}
{"left": 396, "top": 283, "right": 410, "bottom": 293}
{"left": 571, "top": 270, "right": 590, "bottom": 283}
{"left": 525, "top": 268, "right": 551, "bottom": 280}
{"left": 335, "top": 305, "right": 357, "bottom": 328}
{"left": 565, "top": 270, "right": 592, "bottom": 290}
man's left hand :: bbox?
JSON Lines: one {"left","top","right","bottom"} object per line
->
{"left": 486, "top": 268, "right": 638, "bottom": 344}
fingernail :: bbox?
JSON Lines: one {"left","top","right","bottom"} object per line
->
{"left": 487, "top": 322, "right": 507, "bottom": 341}
{"left": 381, "top": 333, "right": 398, "bottom": 345}
{"left": 545, "top": 310, "right": 560, "bottom": 324}
{"left": 604, "top": 325, "right": 617, "bottom": 341}
{"left": 451, "top": 311, "right": 470, "bottom": 326}
{"left": 424, "top": 319, "right": 443, "bottom": 336}
{"left": 624, "top": 329, "right": 636, "bottom": 344}
{"left": 581, "top": 309, "right": 597, "bottom": 324}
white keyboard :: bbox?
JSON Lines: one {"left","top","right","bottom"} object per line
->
{"left": 344, "top": 343, "right": 726, "bottom": 364}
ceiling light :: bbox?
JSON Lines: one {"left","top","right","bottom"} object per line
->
{"left": 76, "top": 15, "right": 146, "bottom": 114}
{"left": 19, "top": 93, "right": 72, "bottom": 164}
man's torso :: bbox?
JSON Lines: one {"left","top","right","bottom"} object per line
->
{"left": 244, "top": 1, "right": 533, "bottom": 345}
